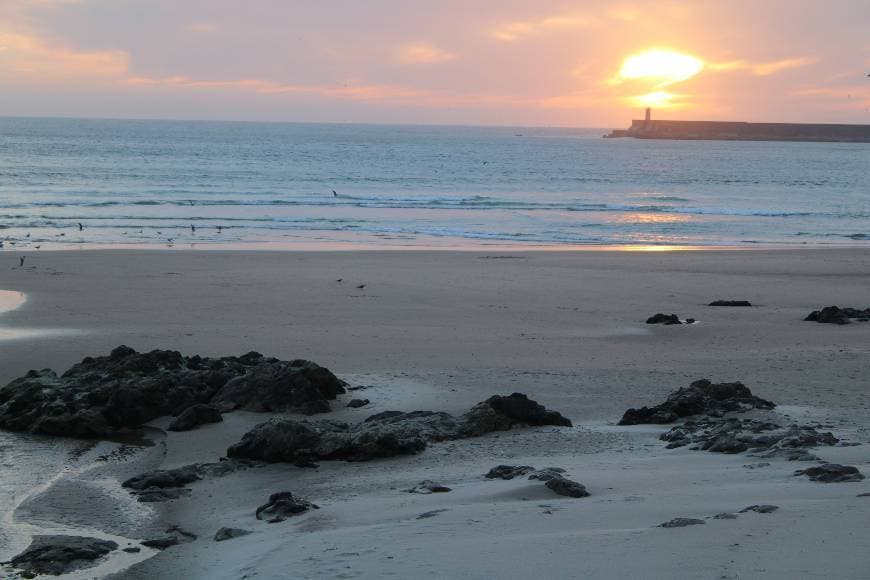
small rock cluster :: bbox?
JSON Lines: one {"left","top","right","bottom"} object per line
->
{"left": 255, "top": 491, "right": 319, "bottom": 523}
{"left": 485, "top": 465, "right": 589, "bottom": 498}
{"left": 646, "top": 313, "right": 695, "bottom": 325}
{"left": 660, "top": 418, "right": 839, "bottom": 454}
{"left": 805, "top": 306, "right": 870, "bottom": 324}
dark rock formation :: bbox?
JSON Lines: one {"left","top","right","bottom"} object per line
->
{"left": 122, "top": 459, "right": 258, "bottom": 501}
{"left": 347, "top": 398, "right": 370, "bottom": 408}
{"left": 406, "top": 480, "right": 452, "bottom": 494}
{"left": 545, "top": 476, "right": 589, "bottom": 498}
{"left": 795, "top": 464, "right": 865, "bottom": 483}
{"left": 485, "top": 465, "right": 535, "bottom": 480}
{"left": 255, "top": 492, "right": 318, "bottom": 523}
{"left": 659, "top": 518, "right": 705, "bottom": 528}
{"left": 0, "top": 346, "right": 345, "bottom": 438}
{"left": 710, "top": 513, "right": 738, "bottom": 520}
{"left": 659, "top": 418, "right": 838, "bottom": 454}
{"left": 228, "top": 393, "right": 571, "bottom": 463}
{"left": 619, "top": 380, "right": 775, "bottom": 425}
{"left": 214, "top": 528, "right": 252, "bottom": 542}
{"left": 740, "top": 505, "right": 779, "bottom": 514}
{"left": 7, "top": 536, "right": 117, "bottom": 576}
{"left": 709, "top": 300, "right": 752, "bottom": 307}
{"left": 805, "top": 306, "right": 870, "bottom": 325}
{"left": 141, "top": 526, "right": 197, "bottom": 549}
{"left": 527, "top": 467, "right": 567, "bottom": 482}
{"left": 168, "top": 404, "right": 222, "bottom": 432}
{"left": 646, "top": 313, "right": 682, "bottom": 325}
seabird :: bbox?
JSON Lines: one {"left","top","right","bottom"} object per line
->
{"left": 332, "top": 190, "right": 338, "bottom": 197}
{"left": 336, "top": 278, "right": 343, "bottom": 282}
{"left": 356, "top": 284, "right": 365, "bottom": 289}
{"left": 191, "top": 224, "right": 196, "bottom": 233}
{"left": 19, "top": 257, "right": 25, "bottom": 267}
{"left": 78, "top": 223, "right": 83, "bottom": 231}
{"left": 217, "top": 226, "right": 223, "bottom": 233}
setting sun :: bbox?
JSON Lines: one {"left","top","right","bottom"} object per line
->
{"left": 618, "top": 49, "right": 705, "bottom": 87}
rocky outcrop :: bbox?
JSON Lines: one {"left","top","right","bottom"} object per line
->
{"left": 545, "top": 476, "right": 589, "bottom": 498}
{"left": 0, "top": 346, "right": 345, "bottom": 438}
{"left": 485, "top": 465, "right": 535, "bottom": 480}
{"left": 709, "top": 300, "right": 752, "bottom": 307}
{"left": 214, "top": 528, "right": 252, "bottom": 542}
{"left": 141, "top": 526, "right": 197, "bottom": 549}
{"left": 406, "top": 481, "right": 451, "bottom": 494}
{"left": 122, "top": 459, "right": 258, "bottom": 501}
{"left": 740, "top": 504, "right": 779, "bottom": 513}
{"left": 659, "top": 518, "right": 704, "bottom": 528}
{"left": 805, "top": 306, "right": 870, "bottom": 324}
{"left": 619, "top": 380, "right": 775, "bottom": 425}
{"left": 795, "top": 464, "right": 865, "bottom": 483}
{"left": 6, "top": 536, "right": 117, "bottom": 576}
{"left": 347, "top": 398, "right": 370, "bottom": 408}
{"left": 659, "top": 418, "right": 838, "bottom": 454}
{"left": 168, "top": 404, "right": 222, "bottom": 432}
{"left": 645, "top": 313, "right": 683, "bottom": 325}
{"left": 255, "top": 492, "right": 318, "bottom": 523}
{"left": 227, "top": 393, "right": 571, "bottom": 464}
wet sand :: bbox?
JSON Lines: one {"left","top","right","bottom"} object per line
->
{"left": 0, "top": 248, "right": 868, "bottom": 579}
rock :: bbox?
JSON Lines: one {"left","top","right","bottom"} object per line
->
{"left": 646, "top": 313, "right": 682, "bottom": 325}
{"left": 168, "top": 404, "right": 222, "bottom": 431}
{"left": 709, "top": 300, "right": 752, "bottom": 307}
{"left": 805, "top": 306, "right": 870, "bottom": 325}
{"left": 416, "top": 509, "right": 448, "bottom": 520}
{"left": 347, "top": 398, "right": 370, "bottom": 408}
{"left": 141, "top": 526, "right": 196, "bottom": 549}
{"left": 740, "top": 504, "right": 779, "bottom": 514}
{"left": 710, "top": 513, "right": 738, "bottom": 519}
{"left": 406, "top": 480, "right": 451, "bottom": 494}
{"left": 619, "top": 379, "right": 775, "bottom": 425}
{"left": 857, "top": 493, "right": 870, "bottom": 497}
{"left": 213, "top": 527, "right": 252, "bottom": 542}
{"left": 685, "top": 318, "right": 696, "bottom": 324}
{"left": 754, "top": 448, "right": 820, "bottom": 462}
{"left": 131, "top": 488, "right": 192, "bottom": 502}
{"left": 122, "top": 547, "right": 141, "bottom": 553}
{"left": 795, "top": 463, "right": 865, "bottom": 483}
{"left": 660, "top": 418, "right": 838, "bottom": 455}
{"left": 659, "top": 518, "right": 705, "bottom": 528}
{"left": 7, "top": 535, "right": 118, "bottom": 576}
{"left": 255, "top": 491, "right": 318, "bottom": 523}
{"left": 122, "top": 465, "right": 202, "bottom": 490}
{"left": 527, "top": 467, "right": 567, "bottom": 482}
{"left": 545, "top": 476, "right": 589, "bottom": 498}
{"left": 0, "top": 347, "right": 346, "bottom": 438}
{"left": 485, "top": 465, "right": 536, "bottom": 480}
{"left": 228, "top": 394, "right": 571, "bottom": 464}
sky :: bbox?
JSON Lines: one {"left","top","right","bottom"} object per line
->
{"left": 0, "top": 0, "right": 868, "bottom": 126}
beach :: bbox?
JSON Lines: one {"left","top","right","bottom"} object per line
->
{"left": 1, "top": 248, "right": 868, "bottom": 579}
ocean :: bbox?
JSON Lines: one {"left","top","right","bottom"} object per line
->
{"left": 0, "top": 117, "right": 868, "bottom": 249}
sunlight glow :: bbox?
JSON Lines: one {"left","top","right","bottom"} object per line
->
{"left": 631, "top": 90, "right": 676, "bottom": 108}
{"left": 618, "top": 49, "right": 704, "bottom": 87}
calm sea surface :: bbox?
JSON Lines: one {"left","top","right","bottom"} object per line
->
{"left": 0, "top": 117, "right": 868, "bottom": 249}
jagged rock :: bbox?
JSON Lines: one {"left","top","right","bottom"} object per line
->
{"left": 805, "top": 306, "right": 870, "bottom": 325}
{"left": 660, "top": 418, "right": 838, "bottom": 455}
{"left": 740, "top": 505, "right": 779, "bottom": 513}
{"left": 416, "top": 509, "right": 449, "bottom": 520}
{"left": 228, "top": 394, "right": 571, "bottom": 463}
{"left": 753, "top": 448, "right": 819, "bottom": 461}
{"left": 406, "top": 480, "right": 452, "bottom": 494}
{"left": 7, "top": 536, "right": 118, "bottom": 576}
{"left": 527, "top": 467, "right": 567, "bottom": 482}
{"left": 122, "top": 459, "right": 257, "bottom": 494}
{"left": 619, "top": 380, "right": 775, "bottom": 425}
{"left": 485, "top": 465, "right": 535, "bottom": 480}
{"left": 646, "top": 313, "right": 682, "bottom": 325}
{"left": 213, "top": 528, "right": 252, "bottom": 542}
{"left": 141, "top": 526, "right": 197, "bottom": 549}
{"left": 168, "top": 404, "right": 222, "bottom": 432}
{"left": 0, "top": 346, "right": 345, "bottom": 438}
{"left": 545, "top": 476, "right": 589, "bottom": 498}
{"left": 347, "top": 398, "right": 370, "bottom": 408}
{"left": 795, "top": 464, "right": 865, "bottom": 483}
{"left": 255, "top": 492, "right": 318, "bottom": 523}
{"left": 710, "top": 513, "right": 738, "bottom": 519}
{"left": 709, "top": 300, "right": 752, "bottom": 307}
{"left": 659, "top": 518, "right": 705, "bottom": 528}
{"left": 122, "top": 547, "right": 141, "bottom": 553}
{"left": 131, "top": 488, "right": 192, "bottom": 502}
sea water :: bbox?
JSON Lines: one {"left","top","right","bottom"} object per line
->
{"left": 0, "top": 117, "right": 868, "bottom": 249}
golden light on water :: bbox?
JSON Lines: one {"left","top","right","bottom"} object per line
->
{"left": 618, "top": 49, "right": 705, "bottom": 86}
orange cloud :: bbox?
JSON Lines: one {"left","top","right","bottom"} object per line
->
{"left": 490, "top": 14, "right": 597, "bottom": 42}
{"left": 710, "top": 56, "right": 819, "bottom": 76}
{"left": 395, "top": 41, "right": 456, "bottom": 65}
{"left": 0, "top": 29, "right": 128, "bottom": 78}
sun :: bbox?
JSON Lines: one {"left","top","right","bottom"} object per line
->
{"left": 617, "top": 49, "right": 705, "bottom": 87}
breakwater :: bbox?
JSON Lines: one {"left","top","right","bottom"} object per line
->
{"left": 605, "top": 119, "right": 870, "bottom": 143}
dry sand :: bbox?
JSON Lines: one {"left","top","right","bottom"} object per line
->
{"left": 1, "top": 249, "right": 869, "bottom": 579}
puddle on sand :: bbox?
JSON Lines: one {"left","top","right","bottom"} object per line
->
{"left": 0, "top": 290, "right": 82, "bottom": 341}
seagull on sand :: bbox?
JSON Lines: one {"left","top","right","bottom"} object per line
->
{"left": 332, "top": 190, "right": 338, "bottom": 197}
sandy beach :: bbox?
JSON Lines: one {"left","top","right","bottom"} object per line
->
{"left": 2, "top": 248, "right": 869, "bottom": 579}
